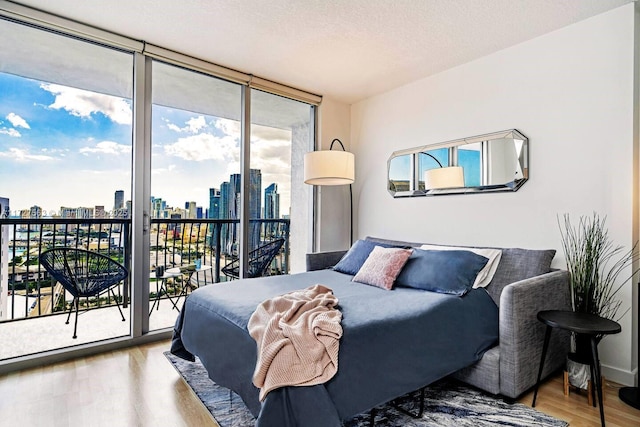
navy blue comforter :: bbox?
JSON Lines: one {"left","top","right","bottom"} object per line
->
{"left": 172, "top": 269, "right": 498, "bottom": 426}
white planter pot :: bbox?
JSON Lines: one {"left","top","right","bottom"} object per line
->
{"left": 567, "top": 353, "right": 590, "bottom": 390}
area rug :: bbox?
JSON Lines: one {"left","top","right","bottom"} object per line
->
{"left": 164, "top": 352, "right": 568, "bottom": 427}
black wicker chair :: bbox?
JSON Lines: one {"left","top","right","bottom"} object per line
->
{"left": 221, "top": 238, "right": 285, "bottom": 280}
{"left": 40, "top": 248, "right": 127, "bottom": 339}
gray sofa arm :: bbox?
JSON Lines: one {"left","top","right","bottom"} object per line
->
{"left": 306, "top": 250, "right": 347, "bottom": 271}
{"left": 499, "top": 270, "right": 571, "bottom": 398}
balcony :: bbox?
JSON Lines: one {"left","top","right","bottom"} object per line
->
{"left": 0, "top": 217, "right": 289, "bottom": 361}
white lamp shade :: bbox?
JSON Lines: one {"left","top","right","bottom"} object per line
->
{"left": 304, "top": 150, "right": 355, "bottom": 185}
{"left": 424, "top": 166, "right": 464, "bottom": 190}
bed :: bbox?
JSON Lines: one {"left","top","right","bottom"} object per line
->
{"left": 171, "top": 264, "right": 500, "bottom": 426}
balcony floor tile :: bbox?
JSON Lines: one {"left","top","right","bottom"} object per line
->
{"left": 1, "top": 299, "right": 182, "bottom": 360}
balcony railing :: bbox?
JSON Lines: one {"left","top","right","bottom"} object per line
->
{"left": 0, "top": 217, "right": 289, "bottom": 322}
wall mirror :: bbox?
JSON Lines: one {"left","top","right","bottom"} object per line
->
{"left": 388, "top": 129, "right": 528, "bottom": 198}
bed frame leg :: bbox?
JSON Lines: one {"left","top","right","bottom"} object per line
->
{"left": 391, "top": 386, "right": 426, "bottom": 418}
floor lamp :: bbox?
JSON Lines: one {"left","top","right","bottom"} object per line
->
{"left": 422, "top": 152, "right": 465, "bottom": 190}
{"left": 619, "top": 281, "right": 640, "bottom": 409}
{"left": 304, "top": 138, "right": 355, "bottom": 245}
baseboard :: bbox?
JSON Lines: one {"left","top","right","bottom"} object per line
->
{"left": 602, "top": 363, "right": 637, "bottom": 387}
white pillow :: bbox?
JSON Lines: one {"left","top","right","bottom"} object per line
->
{"left": 419, "top": 244, "right": 502, "bottom": 288}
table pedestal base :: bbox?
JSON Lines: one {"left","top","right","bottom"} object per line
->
{"left": 619, "top": 387, "right": 640, "bottom": 410}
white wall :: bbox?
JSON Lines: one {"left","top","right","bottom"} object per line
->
{"left": 349, "top": 4, "right": 637, "bottom": 385}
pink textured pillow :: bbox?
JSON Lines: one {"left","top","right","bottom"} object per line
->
{"left": 352, "top": 246, "right": 413, "bottom": 290}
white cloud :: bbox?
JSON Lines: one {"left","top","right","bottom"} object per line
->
{"left": 6, "top": 113, "right": 30, "bottom": 129}
{"left": 152, "top": 165, "right": 177, "bottom": 175}
{"left": 42, "top": 147, "right": 70, "bottom": 154}
{"left": 186, "top": 116, "right": 207, "bottom": 133}
{"left": 0, "top": 147, "right": 55, "bottom": 162}
{"left": 79, "top": 140, "right": 131, "bottom": 155}
{"left": 164, "top": 133, "right": 238, "bottom": 161}
{"left": 0, "top": 128, "right": 21, "bottom": 137}
{"left": 249, "top": 127, "right": 292, "bottom": 176}
{"left": 41, "top": 83, "right": 132, "bottom": 125}
{"left": 214, "top": 118, "right": 240, "bottom": 136}
{"left": 166, "top": 115, "right": 208, "bottom": 134}
{"left": 167, "top": 123, "right": 182, "bottom": 132}
{"left": 252, "top": 125, "right": 291, "bottom": 142}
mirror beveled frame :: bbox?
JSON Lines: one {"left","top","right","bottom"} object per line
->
{"left": 387, "top": 129, "right": 529, "bottom": 198}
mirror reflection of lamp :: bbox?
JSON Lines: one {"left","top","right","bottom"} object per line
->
{"left": 422, "top": 152, "right": 465, "bottom": 190}
{"left": 304, "top": 138, "right": 355, "bottom": 245}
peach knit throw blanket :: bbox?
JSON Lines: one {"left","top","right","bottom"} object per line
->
{"left": 248, "top": 284, "right": 343, "bottom": 401}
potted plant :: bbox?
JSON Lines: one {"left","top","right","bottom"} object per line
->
{"left": 558, "top": 213, "right": 637, "bottom": 387}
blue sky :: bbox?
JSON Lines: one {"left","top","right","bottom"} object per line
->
{"left": 0, "top": 72, "right": 292, "bottom": 216}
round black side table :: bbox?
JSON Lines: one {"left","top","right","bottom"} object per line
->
{"left": 531, "top": 310, "right": 621, "bottom": 427}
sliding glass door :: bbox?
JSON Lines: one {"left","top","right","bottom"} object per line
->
{"left": 250, "top": 89, "right": 314, "bottom": 274}
{"left": 149, "top": 60, "right": 241, "bottom": 330}
{"left": 0, "top": 17, "right": 134, "bottom": 358}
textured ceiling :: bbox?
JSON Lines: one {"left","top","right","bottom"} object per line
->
{"left": 10, "top": 0, "right": 634, "bottom": 104}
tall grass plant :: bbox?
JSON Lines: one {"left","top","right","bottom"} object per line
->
{"left": 558, "top": 213, "right": 637, "bottom": 321}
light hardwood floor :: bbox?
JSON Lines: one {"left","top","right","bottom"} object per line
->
{"left": 0, "top": 340, "right": 638, "bottom": 427}
{"left": 519, "top": 373, "right": 640, "bottom": 427}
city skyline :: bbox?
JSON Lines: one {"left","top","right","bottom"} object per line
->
{"left": 0, "top": 71, "right": 293, "bottom": 215}
{"left": 2, "top": 173, "right": 283, "bottom": 220}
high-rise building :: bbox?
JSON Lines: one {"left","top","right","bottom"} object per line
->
{"left": 248, "top": 169, "right": 263, "bottom": 251}
{"left": 264, "top": 183, "right": 280, "bottom": 219}
{"left": 229, "top": 174, "right": 241, "bottom": 218}
{"left": 112, "top": 190, "right": 127, "bottom": 218}
{"left": 208, "top": 188, "right": 220, "bottom": 219}
{"left": 151, "top": 197, "right": 167, "bottom": 219}
{"left": 250, "top": 169, "right": 262, "bottom": 219}
{"left": 219, "top": 182, "right": 232, "bottom": 252}
{"left": 219, "top": 182, "right": 230, "bottom": 219}
{"left": 114, "top": 190, "right": 124, "bottom": 214}
{"left": 207, "top": 188, "right": 219, "bottom": 254}
{"left": 227, "top": 169, "right": 262, "bottom": 219}
{"left": 186, "top": 201, "right": 196, "bottom": 219}
{"left": 218, "top": 169, "right": 263, "bottom": 253}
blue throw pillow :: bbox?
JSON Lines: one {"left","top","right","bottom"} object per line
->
{"left": 395, "top": 249, "right": 489, "bottom": 296}
{"left": 333, "top": 239, "right": 401, "bottom": 275}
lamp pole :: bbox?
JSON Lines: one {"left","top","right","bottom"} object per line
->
{"left": 330, "top": 139, "right": 353, "bottom": 245}
{"left": 421, "top": 151, "right": 444, "bottom": 168}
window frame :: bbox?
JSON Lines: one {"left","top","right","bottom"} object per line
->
{"left": 0, "top": 3, "right": 319, "bottom": 372}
